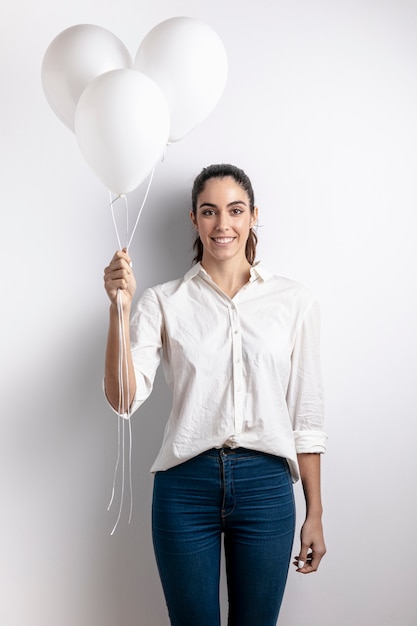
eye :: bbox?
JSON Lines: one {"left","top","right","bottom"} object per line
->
{"left": 231, "top": 207, "right": 244, "bottom": 215}
{"left": 202, "top": 209, "right": 216, "bottom": 216}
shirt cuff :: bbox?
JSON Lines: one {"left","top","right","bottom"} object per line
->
{"left": 294, "top": 430, "right": 327, "bottom": 453}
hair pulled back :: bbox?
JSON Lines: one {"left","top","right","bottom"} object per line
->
{"left": 191, "top": 164, "right": 258, "bottom": 265}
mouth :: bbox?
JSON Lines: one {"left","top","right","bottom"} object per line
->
{"left": 211, "top": 237, "right": 235, "bottom": 245}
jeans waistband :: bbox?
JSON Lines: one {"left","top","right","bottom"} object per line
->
{"left": 201, "top": 447, "right": 268, "bottom": 458}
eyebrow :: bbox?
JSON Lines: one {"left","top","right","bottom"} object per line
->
{"left": 198, "top": 200, "right": 248, "bottom": 209}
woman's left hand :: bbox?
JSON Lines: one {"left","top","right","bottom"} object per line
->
{"left": 293, "top": 515, "right": 326, "bottom": 574}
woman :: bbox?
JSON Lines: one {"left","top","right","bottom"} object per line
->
{"left": 104, "top": 163, "right": 327, "bottom": 625}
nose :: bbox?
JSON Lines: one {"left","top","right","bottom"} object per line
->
{"left": 215, "top": 211, "right": 230, "bottom": 231}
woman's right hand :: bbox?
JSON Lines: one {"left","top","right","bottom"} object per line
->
{"left": 103, "top": 248, "right": 137, "bottom": 309}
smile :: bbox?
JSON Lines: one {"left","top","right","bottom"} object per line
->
{"left": 211, "top": 237, "right": 235, "bottom": 244}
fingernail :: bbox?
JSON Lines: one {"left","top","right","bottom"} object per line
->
{"left": 298, "top": 560, "right": 305, "bottom": 568}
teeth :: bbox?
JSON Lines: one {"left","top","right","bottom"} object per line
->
{"left": 213, "top": 237, "right": 234, "bottom": 243}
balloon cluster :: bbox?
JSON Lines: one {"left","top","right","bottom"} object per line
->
{"left": 41, "top": 18, "right": 228, "bottom": 195}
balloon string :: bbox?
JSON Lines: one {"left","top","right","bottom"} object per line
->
{"left": 107, "top": 414, "right": 121, "bottom": 511}
{"left": 109, "top": 197, "right": 121, "bottom": 250}
{"left": 107, "top": 168, "right": 156, "bottom": 534}
{"left": 108, "top": 167, "right": 155, "bottom": 252}
{"left": 108, "top": 289, "right": 133, "bottom": 535}
{"left": 127, "top": 167, "right": 155, "bottom": 250}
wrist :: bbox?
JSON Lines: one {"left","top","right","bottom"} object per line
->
{"left": 109, "top": 300, "right": 131, "bottom": 317}
{"left": 305, "top": 506, "right": 323, "bottom": 520}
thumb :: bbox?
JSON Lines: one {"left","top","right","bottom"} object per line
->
{"left": 296, "top": 545, "right": 310, "bottom": 570}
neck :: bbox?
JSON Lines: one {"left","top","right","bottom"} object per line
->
{"left": 201, "top": 257, "right": 252, "bottom": 298}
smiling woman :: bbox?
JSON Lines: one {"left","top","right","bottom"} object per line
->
{"left": 189, "top": 164, "right": 259, "bottom": 297}
{"left": 103, "top": 163, "right": 327, "bottom": 626}
{"left": 191, "top": 163, "right": 258, "bottom": 269}
{"left": 191, "top": 179, "right": 257, "bottom": 295}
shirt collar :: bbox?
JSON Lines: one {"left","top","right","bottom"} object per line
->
{"left": 183, "top": 263, "right": 203, "bottom": 281}
{"left": 184, "top": 261, "right": 273, "bottom": 283}
{"left": 249, "top": 262, "right": 273, "bottom": 282}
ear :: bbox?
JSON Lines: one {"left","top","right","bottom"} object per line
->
{"left": 190, "top": 211, "right": 198, "bottom": 230}
{"left": 251, "top": 206, "right": 259, "bottom": 227}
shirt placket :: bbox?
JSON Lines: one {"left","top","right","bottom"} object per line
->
{"left": 228, "top": 302, "right": 244, "bottom": 435}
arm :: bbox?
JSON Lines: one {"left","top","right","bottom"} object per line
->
{"left": 286, "top": 294, "right": 327, "bottom": 573}
{"left": 294, "top": 452, "right": 326, "bottom": 574}
{"left": 103, "top": 249, "right": 137, "bottom": 413}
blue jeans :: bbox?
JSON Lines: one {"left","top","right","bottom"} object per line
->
{"left": 152, "top": 447, "right": 296, "bottom": 626}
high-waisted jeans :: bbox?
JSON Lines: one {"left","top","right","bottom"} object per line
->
{"left": 152, "top": 447, "right": 296, "bottom": 626}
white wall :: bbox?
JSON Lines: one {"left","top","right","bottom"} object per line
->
{"left": 1, "top": 0, "right": 416, "bottom": 624}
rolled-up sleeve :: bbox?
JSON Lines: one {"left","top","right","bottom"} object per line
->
{"left": 129, "top": 288, "right": 164, "bottom": 415}
{"left": 286, "top": 297, "right": 327, "bottom": 453}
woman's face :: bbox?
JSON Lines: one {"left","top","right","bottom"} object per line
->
{"left": 190, "top": 176, "right": 258, "bottom": 266}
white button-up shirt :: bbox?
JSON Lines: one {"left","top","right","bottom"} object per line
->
{"left": 118, "top": 262, "right": 327, "bottom": 482}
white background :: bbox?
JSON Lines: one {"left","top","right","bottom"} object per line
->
{"left": 1, "top": 0, "right": 416, "bottom": 624}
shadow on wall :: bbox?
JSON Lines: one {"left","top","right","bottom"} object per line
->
{"left": 125, "top": 182, "right": 195, "bottom": 290}
{"left": 1, "top": 184, "right": 196, "bottom": 626}
{"left": 90, "top": 184, "right": 196, "bottom": 626}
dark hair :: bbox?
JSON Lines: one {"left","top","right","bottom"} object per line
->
{"left": 191, "top": 164, "right": 258, "bottom": 264}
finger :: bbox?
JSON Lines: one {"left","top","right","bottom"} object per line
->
{"left": 297, "top": 545, "right": 310, "bottom": 567}
{"left": 112, "top": 248, "right": 128, "bottom": 261}
{"left": 105, "top": 267, "right": 131, "bottom": 280}
{"left": 295, "top": 550, "right": 324, "bottom": 574}
{"left": 120, "top": 248, "right": 132, "bottom": 264}
{"left": 309, "top": 547, "right": 326, "bottom": 572}
{"left": 293, "top": 554, "right": 312, "bottom": 566}
{"left": 108, "top": 249, "right": 132, "bottom": 267}
{"left": 104, "top": 263, "right": 130, "bottom": 283}
{"left": 104, "top": 257, "right": 133, "bottom": 280}
{"left": 294, "top": 549, "right": 312, "bottom": 571}
{"left": 108, "top": 258, "right": 131, "bottom": 273}
{"left": 107, "top": 277, "right": 130, "bottom": 290}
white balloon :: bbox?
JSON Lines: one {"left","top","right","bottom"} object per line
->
{"left": 74, "top": 69, "right": 170, "bottom": 195}
{"left": 134, "top": 17, "right": 228, "bottom": 142}
{"left": 41, "top": 24, "right": 132, "bottom": 131}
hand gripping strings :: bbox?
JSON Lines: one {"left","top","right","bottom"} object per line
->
{"left": 107, "top": 168, "right": 155, "bottom": 535}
